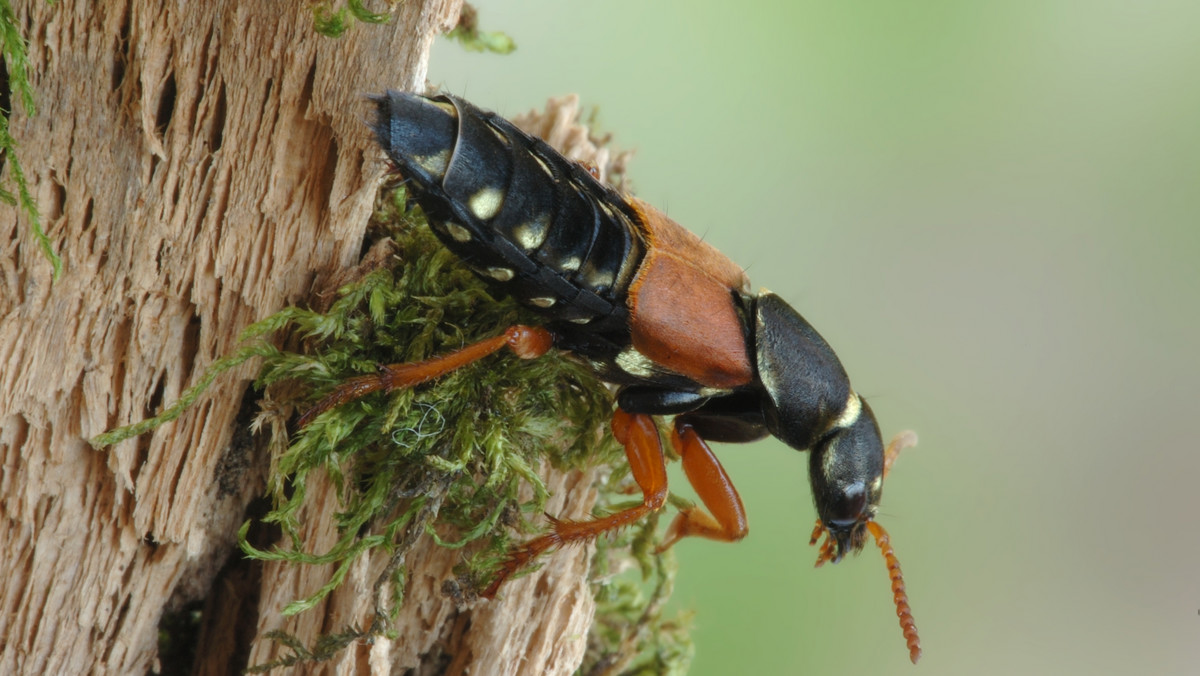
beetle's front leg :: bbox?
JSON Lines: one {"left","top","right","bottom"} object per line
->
{"left": 656, "top": 418, "right": 748, "bottom": 552}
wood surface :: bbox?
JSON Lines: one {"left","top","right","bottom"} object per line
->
{"left": 0, "top": 3, "right": 617, "bottom": 673}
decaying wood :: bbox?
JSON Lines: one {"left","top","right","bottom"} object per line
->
{"left": 0, "top": 2, "right": 618, "bottom": 674}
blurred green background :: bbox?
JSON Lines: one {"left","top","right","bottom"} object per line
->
{"left": 427, "top": 1, "right": 1200, "bottom": 673}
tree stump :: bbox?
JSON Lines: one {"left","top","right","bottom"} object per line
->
{"left": 0, "top": 2, "right": 608, "bottom": 673}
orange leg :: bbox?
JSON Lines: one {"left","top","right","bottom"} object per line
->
{"left": 297, "top": 325, "right": 553, "bottom": 427}
{"left": 657, "top": 419, "right": 748, "bottom": 552}
{"left": 482, "top": 409, "right": 669, "bottom": 598}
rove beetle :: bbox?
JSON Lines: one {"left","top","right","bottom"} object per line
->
{"left": 301, "top": 91, "right": 922, "bottom": 663}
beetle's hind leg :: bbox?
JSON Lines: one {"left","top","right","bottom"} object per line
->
{"left": 483, "top": 411, "right": 751, "bottom": 597}
{"left": 482, "top": 409, "right": 670, "bottom": 598}
{"left": 297, "top": 325, "right": 554, "bottom": 427}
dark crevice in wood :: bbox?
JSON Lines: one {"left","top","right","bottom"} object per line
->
{"left": 209, "top": 81, "right": 226, "bottom": 153}
{"left": 156, "top": 70, "right": 177, "bottom": 136}
{"left": 179, "top": 304, "right": 201, "bottom": 385}
{"left": 110, "top": 3, "right": 132, "bottom": 93}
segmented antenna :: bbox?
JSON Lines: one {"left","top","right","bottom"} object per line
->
{"left": 867, "top": 520, "right": 921, "bottom": 664}
{"left": 883, "top": 430, "right": 918, "bottom": 479}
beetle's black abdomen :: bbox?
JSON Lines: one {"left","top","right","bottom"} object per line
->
{"left": 371, "top": 91, "right": 645, "bottom": 332}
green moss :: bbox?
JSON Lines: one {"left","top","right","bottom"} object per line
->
{"left": 307, "top": 0, "right": 515, "bottom": 56}
{"left": 310, "top": 0, "right": 390, "bottom": 38}
{"left": 444, "top": 3, "right": 517, "bottom": 54}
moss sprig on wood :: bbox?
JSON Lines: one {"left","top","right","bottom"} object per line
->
{"left": 444, "top": 3, "right": 517, "bottom": 54}
{"left": 310, "top": 0, "right": 391, "bottom": 38}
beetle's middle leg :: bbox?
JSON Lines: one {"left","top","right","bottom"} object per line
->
{"left": 298, "top": 325, "right": 553, "bottom": 427}
{"left": 656, "top": 418, "right": 748, "bottom": 552}
{"left": 482, "top": 408, "right": 670, "bottom": 598}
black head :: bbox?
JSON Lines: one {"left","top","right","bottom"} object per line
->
{"left": 808, "top": 397, "right": 885, "bottom": 562}
{"left": 752, "top": 292, "right": 886, "bottom": 561}
{"left": 752, "top": 293, "right": 921, "bottom": 661}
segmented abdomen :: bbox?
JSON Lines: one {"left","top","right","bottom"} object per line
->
{"left": 371, "top": 92, "right": 645, "bottom": 331}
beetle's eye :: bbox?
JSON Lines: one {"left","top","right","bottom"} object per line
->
{"left": 829, "top": 481, "right": 868, "bottom": 523}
